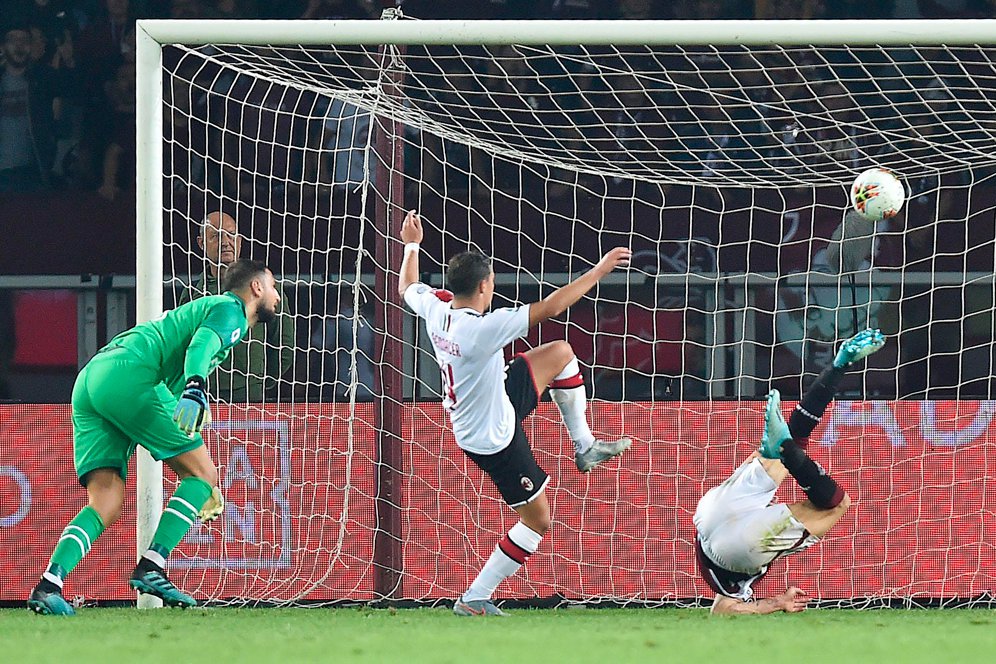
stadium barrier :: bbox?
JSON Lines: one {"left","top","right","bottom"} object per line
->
{"left": 1, "top": 401, "right": 992, "bottom": 604}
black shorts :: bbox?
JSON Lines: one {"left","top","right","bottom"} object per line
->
{"left": 464, "top": 355, "right": 549, "bottom": 507}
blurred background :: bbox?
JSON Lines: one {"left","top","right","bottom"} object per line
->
{"left": 3, "top": 0, "right": 996, "bottom": 404}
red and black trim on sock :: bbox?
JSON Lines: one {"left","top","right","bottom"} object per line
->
{"left": 550, "top": 372, "right": 584, "bottom": 389}
{"left": 497, "top": 533, "right": 534, "bottom": 566}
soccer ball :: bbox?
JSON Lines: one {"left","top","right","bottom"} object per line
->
{"left": 850, "top": 167, "right": 905, "bottom": 222}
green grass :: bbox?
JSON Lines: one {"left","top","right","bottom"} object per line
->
{"left": 3, "top": 606, "right": 995, "bottom": 663}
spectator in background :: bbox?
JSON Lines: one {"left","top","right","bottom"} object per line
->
{"left": 168, "top": 0, "right": 206, "bottom": 18}
{"left": 24, "top": 2, "right": 83, "bottom": 188}
{"left": 75, "top": 0, "right": 133, "bottom": 191}
{"left": 209, "top": 0, "right": 259, "bottom": 19}
{"left": 0, "top": 23, "right": 60, "bottom": 192}
{"left": 754, "top": 0, "right": 826, "bottom": 17}
{"left": 615, "top": 0, "right": 666, "bottom": 18}
{"left": 97, "top": 59, "right": 135, "bottom": 200}
{"left": 177, "top": 211, "right": 296, "bottom": 402}
{"left": 895, "top": 0, "right": 991, "bottom": 18}
{"left": 76, "top": 0, "right": 132, "bottom": 88}
{"left": 299, "top": 0, "right": 375, "bottom": 19}
{"left": 315, "top": 94, "right": 375, "bottom": 195}
{"left": 545, "top": 0, "right": 616, "bottom": 18}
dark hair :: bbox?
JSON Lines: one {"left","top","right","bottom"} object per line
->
{"left": 222, "top": 259, "right": 268, "bottom": 292}
{"left": 446, "top": 251, "right": 492, "bottom": 297}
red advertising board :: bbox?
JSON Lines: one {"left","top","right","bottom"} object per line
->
{"left": 1, "top": 401, "right": 993, "bottom": 604}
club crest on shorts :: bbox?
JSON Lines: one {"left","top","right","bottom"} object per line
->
{"left": 520, "top": 476, "right": 534, "bottom": 492}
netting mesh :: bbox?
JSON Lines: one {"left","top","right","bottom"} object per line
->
{"left": 158, "top": 26, "right": 996, "bottom": 605}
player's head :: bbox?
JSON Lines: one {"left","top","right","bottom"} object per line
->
{"left": 447, "top": 251, "right": 494, "bottom": 305}
{"left": 198, "top": 211, "right": 241, "bottom": 271}
{"left": 223, "top": 259, "right": 280, "bottom": 324}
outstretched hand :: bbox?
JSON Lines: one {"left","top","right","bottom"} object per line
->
{"left": 777, "top": 586, "right": 809, "bottom": 613}
{"left": 401, "top": 209, "right": 423, "bottom": 245}
{"left": 594, "top": 247, "right": 632, "bottom": 277}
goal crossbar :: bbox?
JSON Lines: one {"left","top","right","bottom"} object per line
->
{"left": 137, "top": 18, "right": 996, "bottom": 47}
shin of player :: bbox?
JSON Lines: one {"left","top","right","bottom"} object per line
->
{"left": 695, "top": 328, "right": 885, "bottom": 615}
{"left": 397, "top": 210, "right": 632, "bottom": 616}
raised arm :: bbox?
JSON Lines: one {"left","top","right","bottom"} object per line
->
{"left": 711, "top": 587, "right": 808, "bottom": 615}
{"left": 528, "top": 247, "right": 632, "bottom": 327}
{"left": 398, "top": 210, "right": 424, "bottom": 297}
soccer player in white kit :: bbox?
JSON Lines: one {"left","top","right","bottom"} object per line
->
{"left": 398, "top": 210, "right": 633, "bottom": 616}
{"left": 694, "top": 328, "right": 886, "bottom": 615}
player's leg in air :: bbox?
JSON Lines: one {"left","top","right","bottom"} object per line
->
{"left": 696, "top": 328, "right": 884, "bottom": 615}
{"left": 525, "top": 340, "right": 631, "bottom": 472}
{"left": 764, "top": 328, "right": 885, "bottom": 537}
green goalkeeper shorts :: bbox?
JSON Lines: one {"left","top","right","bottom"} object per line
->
{"left": 72, "top": 346, "right": 204, "bottom": 484}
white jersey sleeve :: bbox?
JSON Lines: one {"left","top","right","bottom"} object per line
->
{"left": 403, "top": 282, "right": 449, "bottom": 319}
{"left": 472, "top": 305, "right": 530, "bottom": 355}
{"left": 402, "top": 281, "right": 532, "bottom": 455}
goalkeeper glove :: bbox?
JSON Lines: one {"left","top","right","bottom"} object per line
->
{"left": 198, "top": 486, "right": 225, "bottom": 522}
{"left": 173, "top": 376, "right": 212, "bottom": 437}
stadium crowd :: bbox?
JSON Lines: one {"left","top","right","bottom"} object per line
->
{"left": 2, "top": 0, "right": 995, "bottom": 193}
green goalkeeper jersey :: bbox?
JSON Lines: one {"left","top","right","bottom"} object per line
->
{"left": 101, "top": 293, "right": 249, "bottom": 397}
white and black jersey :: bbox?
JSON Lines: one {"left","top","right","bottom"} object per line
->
{"left": 403, "top": 282, "right": 530, "bottom": 455}
{"left": 694, "top": 458, "right": 819, "bottom": 602}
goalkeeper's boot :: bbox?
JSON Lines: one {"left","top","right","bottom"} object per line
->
{"left": 575, "top": 437, "right": 632, "bottom": 473}
{"left": 129, "top": 563, "right": 197, "bottom": 608}
{"left": 453, "top": 597, "right": 506, "bottom": 617}
{"left": 833, "top": 328, "right": 886, "bottom": 369}
{"left": 759, "top": 389, "right": 791, "bottom": 460}
{"left": 27, "top": 582, "right": 75, "bottom": 616}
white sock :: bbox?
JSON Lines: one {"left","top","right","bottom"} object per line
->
{"left": 462, "top": 522, "right": 543, "bottom": 602}
{"left": 42, "top": 571, "right": 64, "bottom": 588}
{"left": 142, "top": 549, "right": 166, "bottom": 569}
{"left": 549, "top": 357, "right": 596, "bottom": 453}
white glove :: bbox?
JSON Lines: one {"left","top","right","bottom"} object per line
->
{"left": 199, "top": 486, "right": 225, "bottom": 522}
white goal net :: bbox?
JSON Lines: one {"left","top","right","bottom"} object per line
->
{"left": 141, "top": 16, "right": 996, "bottom": 606}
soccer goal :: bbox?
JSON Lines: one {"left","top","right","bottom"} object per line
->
{"left": 136, "top": 13, "right": 996, "bottom": 607}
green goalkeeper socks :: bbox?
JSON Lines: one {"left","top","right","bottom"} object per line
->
{"left": 143, "top": 476, "right": 213, "bottom": 564}
{"left": 45, "top": 506, "right": 105, "bottom": 584}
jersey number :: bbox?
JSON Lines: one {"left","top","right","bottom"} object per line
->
{"left": 440, "top": 363, "right": 457, "bottom": 410}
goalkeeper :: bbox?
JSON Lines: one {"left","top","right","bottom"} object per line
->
{"left": 693, "top": 328, "right": 886, "bottom": 615}
{"left": 27, "top": 259, "right": 282, "bottom": 616}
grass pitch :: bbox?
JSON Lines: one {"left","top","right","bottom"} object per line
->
{"left": 3, "top": 606, "right": 994, "bottom": 663}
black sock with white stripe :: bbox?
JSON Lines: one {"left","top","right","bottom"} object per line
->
{"left": 789, "top": 365, "right": 845, "bottom": 444}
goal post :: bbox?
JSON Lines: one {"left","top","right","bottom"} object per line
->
{"left": 136, "top": 15, "right": 996, "bottom": 607}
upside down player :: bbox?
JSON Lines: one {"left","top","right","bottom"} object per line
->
{"left": 694, "top": 328, "right": 886, "bottom": 615}
{"left": 398, "top": 210, "right": 632, "bottom": 616}
{"left": 27, "top": 260, "right": 281, "bottom": 615}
